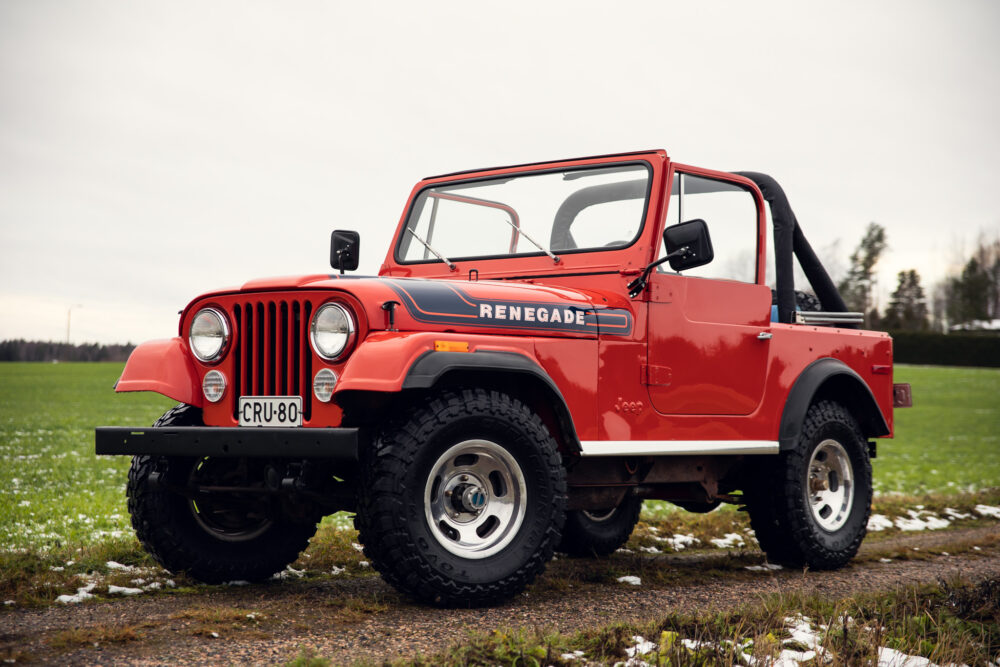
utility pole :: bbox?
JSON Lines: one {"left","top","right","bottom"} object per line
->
{"left": 66, "top": 304, "right": 83, "bottom": 344}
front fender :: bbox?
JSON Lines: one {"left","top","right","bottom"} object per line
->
{"left": 334, "top": 331, "right": 538, "bottom": 394}
{"left": 116, "top": 337, "right": 202, "bottom": 407}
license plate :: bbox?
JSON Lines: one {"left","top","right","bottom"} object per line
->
{"left": 238, "top": 397, "right": 302, "bottom": 427}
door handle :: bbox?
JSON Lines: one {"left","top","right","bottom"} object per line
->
{"left": 757, "top": 332, "right": 773, "bottom": 340}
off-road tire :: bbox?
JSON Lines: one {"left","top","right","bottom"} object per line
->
{"left": 355, "top": 388, "right": 566, "bottom": 607}
{"left": 747, "top": 400, "right": 871, "bottom": 569}
{"left": 558, "top": 497, "right": 641, "bottom": 557}
{"left": 127, "top": 404, "right": 319, "bottom": 584}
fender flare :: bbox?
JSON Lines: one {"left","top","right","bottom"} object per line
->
{"left": 779, "top": 358, "right": 889, "bottom": 449}
{"left": 115, "top": 337, "right": 202, "bottom": 407}
{"left": 402, "top": 350, "right": 581, "bottom": 451}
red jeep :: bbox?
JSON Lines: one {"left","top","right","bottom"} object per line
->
{"left": 97, "top": 150, "right": 908, "bottom": 606}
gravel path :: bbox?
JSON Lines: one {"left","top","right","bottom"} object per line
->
{"left": 2, "top": 525, "right": 998, "bottom": 666}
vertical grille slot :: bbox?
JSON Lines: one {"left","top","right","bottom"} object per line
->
{"left": 230, "top": 297, "right": 313, "bottom": 421}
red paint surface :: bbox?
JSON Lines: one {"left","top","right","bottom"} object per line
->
{"left": 117, "top": 150, "right": 896, "bottom": 442}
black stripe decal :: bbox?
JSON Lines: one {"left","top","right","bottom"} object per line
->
{"left": 384, "top": 280, "right": 632, "bottom": 336}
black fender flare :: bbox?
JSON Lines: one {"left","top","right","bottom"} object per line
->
{"left": 780, "top": 358, "right": 889, "bottom": 449}
{"left": 402, "top": 350, "right": 581, "bottom": 451}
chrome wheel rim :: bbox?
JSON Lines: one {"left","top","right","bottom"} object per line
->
{"left": 582, "top": 508, "right": 617, "bottom": 522}
{"left": 807, "top": 439, "right": 855, "bottom": 532}
{"left": 188, "top": 458, "right": 272, "bottom": 542}
{"left": 424, "top": 439, "right": 527, "bottom": 559}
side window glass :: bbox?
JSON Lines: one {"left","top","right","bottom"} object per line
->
{"left": 662, "top": 174, "right": 758, "bottom": 283}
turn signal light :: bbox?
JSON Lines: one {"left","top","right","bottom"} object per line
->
{"left": 434, "top": 341, "right": 470, "bottom": 352}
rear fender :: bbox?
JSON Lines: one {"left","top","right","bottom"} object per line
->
{"left": 780, "top": 358, "right": 889, "bottom": 449}
{"left": 116, "top": 338, "right": 202, "bottom": 407}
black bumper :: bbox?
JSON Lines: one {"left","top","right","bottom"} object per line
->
{"left": 95, "top": 426, "right": 364, "bottom": 461}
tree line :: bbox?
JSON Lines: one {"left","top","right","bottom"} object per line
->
{"left": 835, "top": 223, "right": 999, "bottom": 332}
{"left": 0, "top": 339, "right": 135, "bottom": 362}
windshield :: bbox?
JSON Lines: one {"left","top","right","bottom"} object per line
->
{"left": 396, "top": 163, "right": 651, "bottom": 264}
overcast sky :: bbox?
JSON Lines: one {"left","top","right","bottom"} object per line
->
{"left": 2, "top": 0, "right": 998, "bottom": 344}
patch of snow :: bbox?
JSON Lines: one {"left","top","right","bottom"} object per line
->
{"left": 625, "top": 635, "right": 657, "bottom": 658}
{"left": 330, "top": 565, "right": 346, "bottom": 575}
{"left": 615, "top": 547, "right": 634, "bottom": 554}
{"left": 351, "top": 542, "right": 365, "bottom": 552}
{"left": 224, "top": 580, "right": 250, "bottom": 586}
{"left": 710, "top": 533, "right": 746, "bottom": 548}
{"left": 165, "top": 579, "right": 176, "bottom": 588}
{"left": 271, "top": 566, "right": 305, "bottom": 580}
{"left": 210, "top": 632, "right": 219, "bottom": 638}
{"left": 745, "top": 563, "right": 783, "bottom": 572}
{"left": 973, "top": 546, "right": 982, "bottom": 552}
{"left": 105, "top": 560, "right": 140, "bottom": 573}
{"left": 895, "top": 510, "right": 950, "bottom": 531}
{"left": 774, "top": 648, "right": 816, "bottom": 666}
{"left": 974, "top": 504, "right": 1000, "bottom": 519}
{"left": 3, "top": 600, "right": 14, "bottom": 606}
{"left": 943, "top": 507, "right": 971, "bottom": 520}
{"left": 359, "top": 561, "right": 370, "bottom": 568}
{"left": 561, "top": 650, "right": 585, "bottom": 661}
{"left": 868, "top": 514, "right": 894, "bottom": 531}
{"left": 639, "top": 545, "right": 661, "bottom": 554}
{"left": 107, "top": 585, "right": 143, "bottom": 596}
{"left": 143, "top": 582, "right": 161, "bottom": 591}
{"left": 662, "top": 533, "right": 700, "bottom": 550}
{"left": 877, "top": 646, "right": 936, "bottom": 666}
{"left": 879, "top": 558, "right": 894, "bottom": 563}
{"left": 617, "top": 575, "right": 642, "bottom": 586}
{"left": 49, "top": 566, "right": 64, "bottom": 572}
{"left": 56, "top": 582, "right": 96, "bottom": 604}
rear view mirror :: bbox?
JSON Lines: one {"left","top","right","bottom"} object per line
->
{"left": 330, "top": 230, "right": 360, "bottom": 274}
{"left": 663, "top": 219, "right": 714, "bottom": 272}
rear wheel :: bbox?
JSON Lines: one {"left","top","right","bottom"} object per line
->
{"left": 746, "top": 400, "right": 871, "bottom": 569}
{"left": 558, "top": 497, "right": 641, "bottom": 557}
{"left": 355, "top": 388, "right": 566, "bottom": 606}
{"left": 126, "top": 404, "right": 319, "bottom": 583}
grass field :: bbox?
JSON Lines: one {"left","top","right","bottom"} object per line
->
{"left": 1, "top": 362, "right": 999, "bottom": 665}
{"left": 1, "top": 362, "right": 998, "bottom": 553}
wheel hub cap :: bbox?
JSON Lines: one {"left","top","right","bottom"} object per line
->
{"left": 807, "top": 439, "right": 855, "bottom": 532}
{"left": 425, "top": 439, "right": 527, "bottom": 559}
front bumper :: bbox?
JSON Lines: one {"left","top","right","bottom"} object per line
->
{"left": 95, "top": 426, "right": 364, "bottom": 460}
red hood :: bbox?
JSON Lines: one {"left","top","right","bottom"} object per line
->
{"left": 184, "top": 274, "right": 634, "bottom": 339}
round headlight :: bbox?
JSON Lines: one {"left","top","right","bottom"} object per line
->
{"left": 189, "top": 308, "right": 229, "bottom": 362}
{"left": 310, "top": 303, "right": 355, "bottom": 360}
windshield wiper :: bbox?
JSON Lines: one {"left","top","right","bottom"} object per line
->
{"left": 499, "top": 218, "right": 560, "bottom": 264}
{"left": 406, "top": 228, "right": 457, "bottom": 271}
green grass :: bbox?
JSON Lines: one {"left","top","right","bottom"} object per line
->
{"left": 0, "top": 362, "right": 998, "bottom": 607}
{"left": 875, "top": 365, "right": 1000, "bottom": 495}
{"left": 0, "top": 362, "right": 174, "bottom": 551}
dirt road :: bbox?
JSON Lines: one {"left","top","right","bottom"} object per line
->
{"left": 3, "top": 525, "right": 998, "bottom": 666}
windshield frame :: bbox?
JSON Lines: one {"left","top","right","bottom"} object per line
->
{"left": 393, "top": 160, "right": 654, "bottom": 266}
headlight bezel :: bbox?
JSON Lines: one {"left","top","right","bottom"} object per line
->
{"left": 188, "top": 307, "right": 230, "bottom": 363}
{"left": 310, "top": 302, "right": 357, "bottom": 361}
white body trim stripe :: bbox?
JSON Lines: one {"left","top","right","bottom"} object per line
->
{"left": 579, "top": 440, "right": 780, "bottom": 457}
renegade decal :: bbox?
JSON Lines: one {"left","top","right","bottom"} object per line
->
{"left": 384, "top": 280, "right": 632, "bottom": 336}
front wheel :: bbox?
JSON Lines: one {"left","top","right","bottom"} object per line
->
{"left": 126, "top": 404, "right": 319, "bottom": 583}
{"left": 355, "top": 388, "right": 566, "bottom": 606}
{"left": 747, "top": 400, "right": 872, "bottom": 569}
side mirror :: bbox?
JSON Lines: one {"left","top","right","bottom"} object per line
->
{"left": 330, "top": 230, "right": 360, "bottom": 274}
{"left": 663, "top": 219, "right": 714, "bottom": 272}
